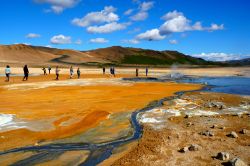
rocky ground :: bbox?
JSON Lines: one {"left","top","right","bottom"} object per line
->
{"left": 110, "top": 92, "right": 250, "bottom": 166}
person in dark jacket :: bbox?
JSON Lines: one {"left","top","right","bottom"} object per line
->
{"left": 136, "top": 68, "right": 139, "bottom": 77}
{"left": 146, "top": 67, "right": 148, "bottom": 77}
{"left": 77, "top": 67, "right": 81, "bottom": 79}
{"left": 23, "top": 65, "right": 29, "bottom": 81}
{"left": 103, "top": 67, "right": 105, "bottom": 75}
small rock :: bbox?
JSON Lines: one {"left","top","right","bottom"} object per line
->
{"left": 184, "top": 115, "right": 191, "bottom": 118}
{"left": 227, "top": 131, "right": 238, "bottom": 138}
{"left": 186, "top": 122, "right": 193, "bottom": 127}
{"left": 216, "top": 152, "right": 230, "bottom": 161}
{"left": 240, "top": 129, "right": 247, "bottom": 134}
{"left": 229, "top": 157, "right": 247, "bottom": 166}
{"left": 179, "top": 146, "right": 189, "bottom": 153}
{"left": 200, "top": 130, "right": 214, "bottom": 137}
{"left": 219, "top": 104, "right": 226, "bottom": 110}
{"left": 189, "top": 144, "right": 202, "bottom": 151}
{"left": 219, "top": 126, "right": 226, "bottom": 130}
{"left": 211, "top": 124, "right": 217, "bottom": 129}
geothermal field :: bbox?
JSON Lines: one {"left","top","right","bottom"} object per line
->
{"left": 0, "top": 67, "right": 249, "bottom": 165}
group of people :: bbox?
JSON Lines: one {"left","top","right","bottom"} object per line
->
{"left": 4, "top": 65, "right": 149, "bottom": 82}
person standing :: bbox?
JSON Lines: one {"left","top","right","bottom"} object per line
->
{"left": 70, "top": 66, "right": 74, "bottom": 79}
{"left": 23, "top": 65, "right": 29, "bottom": 81}
{"left": 113, "top": 67, "right": 116, "bottom": 77}
{"left": 42, "top": 67, "right": 47, "bottom": 75}
{"left": 146, "top": 67, "right": 148, "bottom": 77}
{"left": 5, "top": 65, "right": 11, "bottom": 82}
{"left": 48, "top": 66, "right": 51, "bottom": 74}
{"left": 77, "top": 67, "right": 81, "bottom": 79}
{"left": 136, "top": 68, "right": 139, "bottom": 77}
{"left": 103, "top": 67, "right": 105, "bottom": 75}
{"left": 55, "top": 66, "right": 60, "bottom": 80}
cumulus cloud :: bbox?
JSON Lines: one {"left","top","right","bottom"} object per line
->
{"left": 72, "top": 6, "right": 119, "bottom": 27}
{"left": 192, "top": 53, "right": 250, "bottom": 61}
{"left": 124, "top": 9, "right": 134, "bottom": 15}
{"left": 136, "top": 29, "right": 165, "bottom": 41}
{"left": 159, "top": 10, "right": 224, "bottom": 35}
{"left": 130, "top": 1, "right": 154, "bottom": 21}
{"left": 34, "top": 0, "right": 80, "bottom": 13}
{"left": 169, "top": 39, "right": 178, "bottom": 44}
{"left": 87, "top": 22, "right": 130, "bottom": 34}
{"left": 140, "top": 1, "right": 154, "bottom": 11}
{"left": 50, "top": 34, "right": 71, "bottom": 44}
{"left": 122, "top": 39, "right": 140, "bottom": 44}
{"left": 25, "top": 33, "right": 41, "bottom": 38}
{"left": 89, "top": 38, "right": 109, "bottom": 43}
{"left": 130, "top": 12, "right": 148, "bottom": 21}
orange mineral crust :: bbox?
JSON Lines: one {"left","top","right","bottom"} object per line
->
{"left": 0, "top": 80, "right": 202, "bottom": 151}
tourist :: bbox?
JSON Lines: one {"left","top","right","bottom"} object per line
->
{"left": 77, "top": 67, "right": 81, "bottom": 79}
{"left": 136, "top": 68, "right": 139, "bottom": 77}
{"left": 146, "top": 67, "right": 148, "bottom": 77}
{"left": 55, "top": 66, "right": 60, "bottom": 80}
{"left": 42, "top": 67, "right": 47, "bottom": 75}
{"left": 70, "top": 66, "right": 74, "bottom": 79}
{"left": 5, "top": 65, "right": 11, "bottom": 82}
{"left": 48, "top": 66, "right": 51, "bottom": 74}
{"left": 23, "top": 65, "right": 29, "bottom": 81}
{"left": 103, "top": 67, "right": 105, "bottom": 74}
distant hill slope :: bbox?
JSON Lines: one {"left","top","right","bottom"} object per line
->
{"left": 0, "top": 44, "right": 215, "bottom": 66}
{"left": 84, "top": 46, "right": 212, "bottom": 65}
{"left": 226, "top": 58, "right": 250, "bottom": 66}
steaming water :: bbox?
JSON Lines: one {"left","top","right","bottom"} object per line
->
{"left": 179, "top": 76, "right": 250, "bottom": 96}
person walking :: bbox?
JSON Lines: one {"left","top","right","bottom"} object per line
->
{"left": 5, "top": 65, "right": 11, "bottom": 82}
{"left": 146, "top": 67, "right": 148, "bottom": 77}
{"left": 77, "top": 67, "right": 81, "bottom": 79}
{"left": 48, "top": 66, "right": 51, "bottom": 74}
{"left": 103, "top": 67, "right": 105, "bottom": 75}
{"left": 70, "top": 66, "right": 74, "bottom": 79}
{"left": 136, "top": 68, "right": 139, "bottom": 77}
{"left": 42, "top": 67, "right": 47, "bottom": 75}
{"left": 55, "top": 66, "right": 60, "bottom": 80}
{"left": 23, "top": 65, "right": 29, "bottom": 81}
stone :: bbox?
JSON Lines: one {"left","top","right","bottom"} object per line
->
{"left": 219, "top": 126, "right": 226, "bottom": 130}
{"left": 179, "top": 146, "right": 189, "bottom": 153}
{"left": 228, "top": 131, "right": 238, "bottom": 138}
{"left": 240, "top": 129, "right": 247, "bottom": 134}
{"left": 229, "top": 157, "right": 247, "bottom": 166}
{"left": 200, "top": 130, "right": 214, "bottom": 137}
{"left": 186, "top": 122, "right": 193, "bottom": 127}
{"left": 188, "top": 144, "right": 202, "bottom": 151}
{"left": 216, "top": 152, "right": 230, "bottom": 161}
{"left": 211, "top": 124, "right": 217, "bottom": 129}
{"left": 184, "top": 115, "right": 191, "bottom": 118}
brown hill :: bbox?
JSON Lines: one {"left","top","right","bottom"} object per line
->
{"left": 0, "top": 44, "right": 213, "bottom": 66}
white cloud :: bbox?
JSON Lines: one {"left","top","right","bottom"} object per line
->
{"left": 161, "top": 10, "right": 183, "bottom": 20}
{"left": 130, "top": 1, "right": 154, "bottom": 21}
{"left": 130, "top": 11, "right": 148, "bottom": 21}
{"left": 72, "top": 6, "right": 119, "bottom": 27}
{"left": 169, "top": 39, "right": 178, "bottom": 44}
{"left": 192, "top": 53, "right": 250, "bottom": 61}
{"left": 50, "top": 34, "right": 71, "bottom": 44}
{"left": 34, "top": 0, "right": 80, "bottom": 14}
{"left": 89, "top": 38, "right": 109, "bottom": 43}
{"left": 122, "top": 39, "right": 140, "bottom": 44}
{"left": 87, "top": 22, "right": 130, "bottom": 34}
{"left": 140, "top": 1, "right": 154, "bottom": 11}
{"left": 75, "top": 39, "right": 82, "bottom": 45}
{"left": 45, "top": 45, "right": 52, "bottom": 48}
{"left": 25, "top": 33, "right": 41, "bottom": 38}
{"left": 136, "top": 29, "right": 165, "bottom": 41}
{"left": 159, "top": 10, "right": 224, "bottom": 35}
{"left": 124, "top": 9, "right": 134, "bottom": 15}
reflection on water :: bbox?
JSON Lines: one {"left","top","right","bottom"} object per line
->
{"left": 180, "top": 76, "right": 250, "bottom": 95}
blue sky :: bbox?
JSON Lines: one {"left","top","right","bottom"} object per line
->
{"left": 0, "top": 0, "right": 250, "bottom": 61}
